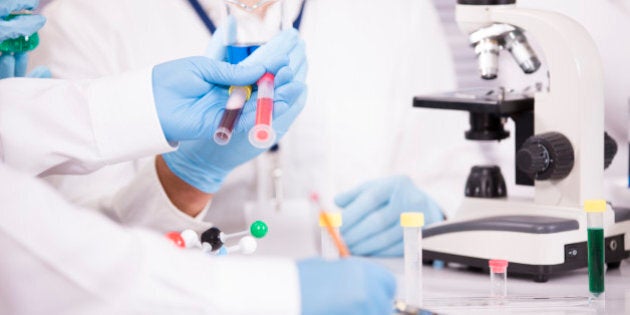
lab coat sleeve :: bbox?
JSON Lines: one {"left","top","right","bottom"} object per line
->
{"left": 102, "top": 156, "right": 214, "bottom": 234}
{"left": 0, "top": 70, "right": 174, "bottom": 177}
{"left": 0, "top": 163, "right": 301, "bottom": 315}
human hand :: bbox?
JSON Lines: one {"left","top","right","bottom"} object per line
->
{"left": 335, "top": 175, "right": 444, "bottom": 256}
{"left": 160, "top": 24, "right": 307, "bottom": 193}
{"left": 0, "top": 0, "right": 47, "bottom": 79}
{"left": 297, "top": 258, "right": 396, "bottom": 315}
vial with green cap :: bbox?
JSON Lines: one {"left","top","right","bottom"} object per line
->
{"left": 0, "top": 12, "right": 40, "bottom": 53}
{"left": 400, "top": 212, "right": 424, "bottom": 307}
{"left": 584, "top": 199, "right": 606, "bottom": 299}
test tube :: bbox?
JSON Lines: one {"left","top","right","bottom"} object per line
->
{"left": 584, "top": 199, "right": 606, "bottom": 299}
{"left": 319, "top": 212, "right": 343, "bottom": 259}
{"left": 489, "top": 259, "right": 508, "bottom": 298}
{"left": 249, "top": 73, "right": 277, "bottom": 148}
{"left": 213, "top": 85, "right": 252, "bottom": 145}
{"left": 400, "top": 212, "right": 425, "bottom": 307}
{"left": 0, "top": 11, "right": 40, "bottom": 53}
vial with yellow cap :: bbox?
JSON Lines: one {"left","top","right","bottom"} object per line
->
{"left": 214, "top": 85, "right": 253, "bottom": 145}
{"left": 584, "top": 199, "right": 606, "bottom": 299}
{"left": 400, "top": 212, "right": 424, "bottom": 307}
{"left": 319, "top": 212, "right": 342, "bottom": 259}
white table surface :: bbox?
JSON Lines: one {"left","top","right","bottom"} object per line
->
{"left": 373, "top": 258, "right": 630, "bottom": 314}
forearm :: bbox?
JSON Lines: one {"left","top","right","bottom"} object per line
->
{"left": 155, "top": 154, "right": 213, "bottom": 217}
{"left": 0, "top": 71, "right": 173, "bottom": 177}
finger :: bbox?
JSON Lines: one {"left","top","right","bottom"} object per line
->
{"left": 204, "top": 16, "right": 235, "bottom": 61}
{"left": 339, "top": 188, "right": 391, "bottom": 233}
{"left": 0, "top": 15, "right": 46, "bottom": 40}
{"left": 288, "top": 40, "right": 307, "bottom": 82}
{"left": 372, "top": 242, "right": 404, "bottom": 257}
{"left": 13, "top": 52, "right": 27, "bottom": 77}
{"left": 240, "top": 29, "right": 299, "bottom": 72}
{"left": 26, "top": 65, "right": 51, "bottom": 78}
{"left": 334, "top": 182, "right": 371, "bottom": 208}
{"left": 0, "top": 0, "right": 40, "bottom": 17}
{"left": 274, "top": 80, "right": 304, "bottom": 112}
{"left": 0, "top": 54, "right": 16, "bottom": 79}
{"left": 348, "top": 222, "right": 402, "bottom": 256}
{"left": 274, "top": 66, "right": 294, "bottom": 87}
{"left": 342, "top": 205, "right": 399, "bottom": 248}
{"left": 192, "top": 56, "right": 266, "bottom": 87}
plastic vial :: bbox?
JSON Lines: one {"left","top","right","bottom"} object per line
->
{"left": 489, "top": 259, "right": 508, "bottom": 298}
{"left": 249, "top": 73, "right": 276, "bottom": 148}
{"left": 213, "top": 85, "right": 252, "bottom": 145}
{"left": 319, "top": 212, "right": 342, "bottom": 259}
{"left": 584, "top": 199, "right": 606, "bottom": 299}
{"left": 400, "top": 212, "right": 425, "bottom": 307}
{"left": 0, "top": 12, "right": 40, "bottom": 53}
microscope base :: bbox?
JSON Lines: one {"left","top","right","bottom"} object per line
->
{"left": 422, "top": 198, "right": 630, "bottom": 282}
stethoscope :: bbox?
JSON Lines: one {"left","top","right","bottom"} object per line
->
{"left": 186, "top": 0, "right": 306, "bottom": 211}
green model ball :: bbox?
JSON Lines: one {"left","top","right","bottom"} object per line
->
{"left": 250, "top": 220, "right": 268, "bottom": 239}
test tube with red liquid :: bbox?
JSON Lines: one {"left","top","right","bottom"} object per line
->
{"left": 213, "top": 85, "right": 252, "bottom": 145}
{"left": 249, "top": 73, "right": 276, "bottom": 148}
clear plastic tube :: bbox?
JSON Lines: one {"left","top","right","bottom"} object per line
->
{"left": 249, "top": 73, "right": 276, "bottom": 148}
{"left": 585, "top": 200, "right": 606, "bottom": 299}
{"left": 318, "top": 212, "right": 343, "bottom": 260}
{"left": 214, "top": 86, "right": 252, "bottom": 145}
{"left": 489, "top": 259, "right": 508, "bottom": 299}
{"left": 401, "top": 213, "right": 424, "bottom": 307}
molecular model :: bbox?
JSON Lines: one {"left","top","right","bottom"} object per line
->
{"left": 165, "top": 220, "right": 268, "bottom": 256}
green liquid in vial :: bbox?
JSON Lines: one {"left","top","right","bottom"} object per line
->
{"left": 0, "top": 14, "right": 40, "bottom": 53}
{"left": 587, "top": 228, "right": 604, "bottom": 296}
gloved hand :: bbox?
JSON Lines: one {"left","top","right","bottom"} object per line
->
{"left": 335, "top": 175, "right": 444, "bottom": 256}
{"left": 297, "top": 258, "right": 396, "bottom": 315}
{"left": 160, "top": 22, "right": 307, "bottom": 193}
{"left": 0, "top": 0, "right": 48, "bottom": 79}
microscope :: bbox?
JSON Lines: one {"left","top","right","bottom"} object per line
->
{"left": 414, "top": 0, "right": 630, "bottom": 282}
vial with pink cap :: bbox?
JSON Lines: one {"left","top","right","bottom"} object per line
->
{"left": 489, "top": 259, "right": 508, "bottom": 299}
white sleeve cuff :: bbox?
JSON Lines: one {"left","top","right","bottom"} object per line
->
{"left": 88, "top": 68, "right": 175, "bottom": 163}
{"left": 107, "top": 156, "right": 213, "bottom": 234}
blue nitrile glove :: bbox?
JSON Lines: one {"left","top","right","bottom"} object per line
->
{"left": 335, "top": 175, "right": 444, "bottom": 257}
{"left": 160, "top": 23, "right": 307, "bottom": 193}
{"left": 298, "top": 258, "right": 396, "bottom": 315}
{"left": 0, "top": 0, "right": 47, "bottom": 79}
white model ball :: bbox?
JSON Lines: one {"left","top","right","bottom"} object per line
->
{"left": 180, "top": 229, "right": 200, "bottom": 249}
{"left": 239, "top": 236, "right": 258, "bottom": 254}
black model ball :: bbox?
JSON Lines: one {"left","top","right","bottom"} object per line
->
{"left": 201, "top": 227, "right": 224, "bottom": 251}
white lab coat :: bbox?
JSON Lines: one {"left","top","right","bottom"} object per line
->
{"left": 30, "top": 0, "right": 460, "bottom": 228}
{"left": 0, "top": 74, "right": 300, "bottom": 314}
{"left": 0, "top": 75, "right": 300, "bottom": 314}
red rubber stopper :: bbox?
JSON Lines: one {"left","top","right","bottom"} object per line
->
{"left": 488, "top": 259, "right": 509, "bottom": 273}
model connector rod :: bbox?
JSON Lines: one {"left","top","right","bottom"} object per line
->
{"left": 401, "top": 212, "right": 424, "bottom": 307}
{"left": 584, "top": 199, "right": 606, "bottom": 299}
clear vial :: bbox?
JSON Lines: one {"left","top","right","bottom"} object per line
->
{"left": 318, "top": 212, "right": 342, "bottom": 260}
{"left": 489, "top": 259, "right": 508, "bottom": 298}
{"left": 401, "top": 213, "right": 425, "bottom": 307}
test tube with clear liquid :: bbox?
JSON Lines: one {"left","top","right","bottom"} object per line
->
{"left": 400, "top": 213, "right": 424, "bottom": 307}
{"left": 584, "top": 199, "right": 606, "bottom": 300}
{"left": 214, "top": 0, "right": 284, "bottom": 145}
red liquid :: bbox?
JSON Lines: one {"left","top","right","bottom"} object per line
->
{"left": 255, "top": 98, "right": 273, "bottom": 126}
{"left": 218, "top": 108, "right": 242, "bottom": 134}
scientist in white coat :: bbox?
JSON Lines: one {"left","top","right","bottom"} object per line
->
{"left": 31, "top": 0, "right": 455, "bottom": 258}
{"left": 0, "top": 2, "right": 396, "bottom": 314}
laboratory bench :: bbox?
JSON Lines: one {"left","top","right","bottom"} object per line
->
{"left": 374, "top": 258, "right": 630, "bottom": 314}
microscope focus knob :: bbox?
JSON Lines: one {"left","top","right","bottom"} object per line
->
{"left": 516, "top": 132, "right": 574, "bottom": 180}
{"left": 604, "top": 132, "right": 618, "bottom": 169}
